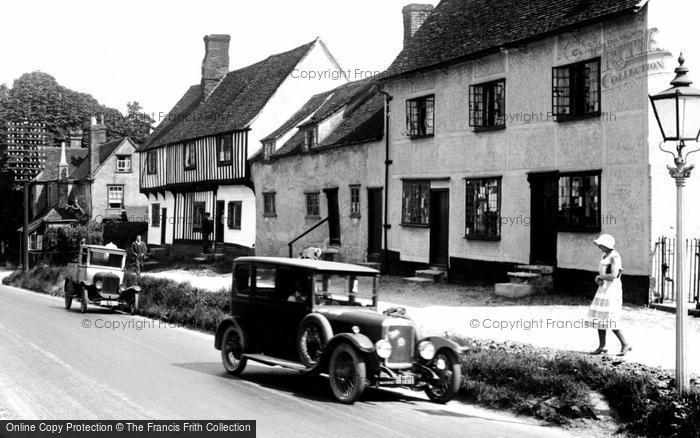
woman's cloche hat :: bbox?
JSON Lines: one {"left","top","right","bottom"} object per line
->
{"left": 593, "top": 234, "right": 615, "bottom": 250}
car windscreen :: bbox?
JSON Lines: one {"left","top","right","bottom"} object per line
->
{"left": 89, "top": 250, "right": 124, "bottom": 268}
{"left": 313, "top": 273, "right": 377, "bottom": 307}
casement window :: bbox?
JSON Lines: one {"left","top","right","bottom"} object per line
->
{"left": 107, "top": 185, "right": 124, "bottom": 209}
{"left": 401, "top": 180, "right": 430, "bottom": 226}
{"left": 116, "top": 155, "right": 132, "bottom": 172}
{"left": 406, "top": 95, "right": 435, "bottom": 138}
{"left": 350, "top": 185, "right": 361, "bottom": 218}
{"left": 469, "top": 79, "right": 506, "bottom": 129}
{"left": 263, "top": 142, "right": 275, "bottom": 161}
{"left": 303, "top": 128, "right": 317, "bottom": 150}
{"left": 557, "top": 171, "right": 601, "bottom": 231}
{"left": 184, "top": 142, "right": 196, "bottom": 169}
{"left": 227, "top": 201, "right": 242, "bottom": 230}
{"left": 217, "top": 135, "right": 233, "bottom": 165}
{"left": 151, "top": 204, "right": 161, "bottom": 227}
{"left": 263, "top": 192, "right": 276, "bottom": 217}
{"left": 192, "top": 202, "right": 205, "bottom": 232}
{"left": 305, "top": 192, "right": 320, "bottom": 218}
{"left": 147, "top": 150, "right": 157, "bottom": 174}
{"left": 465, "top": 177, "right": 501, "bottom": 240}
{"left": 552, "top": 58, "right": 601, "bottom": 120}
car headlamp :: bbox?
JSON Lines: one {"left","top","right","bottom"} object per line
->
{"left": 95, "top": 280, "right": 103, "bottom": 290}
{"left": 418, "top": 341, "right": 436, "bottom": 360}
{"left": 119, "top": 284, "right": 126, "bottom": 292}
{"left": 375, "top": 339, "right": 392, "bottom": 359}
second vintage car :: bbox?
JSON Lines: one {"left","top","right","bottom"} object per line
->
{"left": 64, "top": 242, "right": 141, "bottom": 314}
{"left": 214, "top": 256, "right": 463, "bottom": 404}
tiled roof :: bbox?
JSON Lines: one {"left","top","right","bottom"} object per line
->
{"left": 143, "top": 85, "right": 202, "bottom": 149}
{"left": 98, "top": 138, "right": 124, "bottom": 163}
{"left": 34, "top": 146, "right": 88, "bottom": 182}
{"left": 260, "top": 90, "right": 335, "bottom": 142}
{"left": 143, "top": 40, "right": 318, "bottom": 150}
{"left": 385, "top": 0, "right": 644, "bottom": 78}
{"left": 20, "top": 207, "right": 79, "bottom": 233}
{"left": 257, "top": 80, "right": 384, "bottom": 161}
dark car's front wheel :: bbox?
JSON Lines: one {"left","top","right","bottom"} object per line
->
{"left": 424, "top": 349, "right": 462, "bottom": 404}
{"left": 221, "top": 326, "right": 247, "bottom": 376}
{"left": 329, "top": 343, "right": 366, "bottom": 404}
{"left": 297, "top": 314, "right": 332, "bottom": 368}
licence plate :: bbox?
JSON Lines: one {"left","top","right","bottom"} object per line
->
{"left": 100, "top": 300, "right": 119, "bottom": 306}
{"left": 395, "top": 375, "right": 415, "bottom": 385}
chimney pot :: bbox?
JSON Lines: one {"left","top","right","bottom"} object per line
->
{"left": 402, "top": 4, "right": 434, "bottom": 48}
{"left": 201, "top": 34, "right": 231, "bottom": 100}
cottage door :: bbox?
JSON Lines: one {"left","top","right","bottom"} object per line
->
{"left": 429, "top": 189, "right": 449, "bottom": 266}
{"left": 528, "top": 172, "right": 558, "bottom": 266}
{"left": 324, "top": 188, "right": 341, "bottom": 246}
{"left": 367, "top": 188, "right": 383, "bottom": 259}
{"left": 160, "top": 208, "right": 167, "bottom": 244}
{"left": 215, "top": 201, "right": 225, "bottom": 244}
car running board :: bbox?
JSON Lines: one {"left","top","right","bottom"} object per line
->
{"left": 244, "top": 354, "right": 308, "bottom": 372}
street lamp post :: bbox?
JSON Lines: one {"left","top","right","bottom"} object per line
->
{"left": 649, "top": 54, "right": 700, "bottom": 395}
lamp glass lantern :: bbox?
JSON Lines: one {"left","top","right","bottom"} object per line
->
{"left": 650, "top": 55, "right": 700, "bottom": 143}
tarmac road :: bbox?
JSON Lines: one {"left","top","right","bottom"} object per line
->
{"left": 0, "top": 283, "right": 576, "bottom": 438}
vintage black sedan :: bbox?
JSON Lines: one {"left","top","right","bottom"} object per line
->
{"left": 214, "top": 257, "right": 462, "bottom": 404}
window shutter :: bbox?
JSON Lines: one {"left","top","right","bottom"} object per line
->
{"left": 227, "top": 202, "right": 233, "bottom": 229}
{"left": 235, "top": 202, "right": 242, "bottom": 228}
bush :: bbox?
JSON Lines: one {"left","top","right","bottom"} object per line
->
{"left": 2, "top": 264, "right": 69, "bottom": 296}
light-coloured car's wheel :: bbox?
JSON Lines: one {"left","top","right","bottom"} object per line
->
{"left": 221, "top": 326, "right": 247, "bottom": 376}
{"left": 297, "top": 315, "right": 332, "bottom": 368}
{"left": 129, "top": 293, "right": 139, "bottom": 315}
{"left": 64, "top": 279, "right": 73, "bottom": 310}
{"left": 329, "top": 343, "right": 366, "bottom": 404}
{"left": 80, "top": 287, "right": 88, "bottom": 314}
{"left": 424, "top": 349, "right": 462, "bottom": 404}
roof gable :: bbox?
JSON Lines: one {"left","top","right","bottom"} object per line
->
{"left": 385, "top": 0, "right": 644, "bottom": 78}
{"left": 143, "top": 40, "right": 318, "bottom": 149}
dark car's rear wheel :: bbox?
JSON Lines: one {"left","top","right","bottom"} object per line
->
{"left": 424, "top": 349, "right": 462, "bottom": 404}
{"left": 221, "top": 326, "right": 247, "bottom": 376}
{"left": 329, "top": 343, "right": 366, "bottom": 404}
{"left": 64, "top": 279, "right": 73, "bottom": 310}
{"left": 297, "top": 315, "right": 332, "bottom": 368}
{"left": 80, "top": 286, "right": 88, "bottom": 314}
{"left": 129, "top": 293, "right": 139, "bottom": 315}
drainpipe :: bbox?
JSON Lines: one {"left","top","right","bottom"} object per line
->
{"left": 378, "top": 88, "right": 393, "bottom": 274}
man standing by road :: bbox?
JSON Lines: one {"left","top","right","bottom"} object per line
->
{"left": 202, "top": 212, "right": 213, "bottom": 254}
{"left": 132, "top": 235, "right": 148, "bottom": 276}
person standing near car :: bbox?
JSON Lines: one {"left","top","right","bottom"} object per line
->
{"left": 202, "top": 212, "right": 213, "bottom": 254}
{"left": 132, "top": 235, "right": 148, "bottom": 276}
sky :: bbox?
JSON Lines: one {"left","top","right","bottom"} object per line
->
{"left": 0, "top": 0, "right": 438, "bottom": 124}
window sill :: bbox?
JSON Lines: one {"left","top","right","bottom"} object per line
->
{"left": 146, "top": 172, "right": 157, "bottom": 176}
{"left": 217, "top": 161, "right": 233, "bottom": 167}
{"left": 228, "top": 227, "right": 242, "bottom": 231}
{"left": 408, "top": 134, "right": 434, "bottom": 140}
{"left": 464, "top": 235, "right": 501, "bottom": 241}
{"left": 400, "top": 222, "right": 429, "bottom": 228}
{"left": 554, "top": 112, "right": 601, "bottom": 123}
{"left": 306, "top": 215, "right": 321, "bottom": 220}
{"left": 116, "top": 170, "right": 133, "bottom": 173}
{"left": 184, "top": 166, "right": 197, "bottom": 171}
{"left": 350, "top": 213, "right": 361, "bottom": 219}
{"left": 263, "top": 213, "right": 277, "bottom": 218}
{"left": 472, "top": 126, "right": 506, "bottom": 133}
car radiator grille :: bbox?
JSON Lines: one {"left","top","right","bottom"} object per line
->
{"left": 386, "top": 325, "right": 414, "bottom": 365}
{"left": 95, "top": 274, "right": 120, "bottom": 294}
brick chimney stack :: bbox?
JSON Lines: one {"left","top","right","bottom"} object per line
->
{"left": 201, "top": 34, "right": 231, "bottom": 100}
{"left": 402, "top": 4, "right": 434, "bottom": 48}
{"left": 69, "top": 129, "right": 83, "bottom": 148}
{"left": 89, "top": 115, "right": 106, "bottom": 175}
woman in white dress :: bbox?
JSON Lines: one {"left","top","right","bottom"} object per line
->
{"left": 586, "top": 234, "right": 632, "bottom": 356}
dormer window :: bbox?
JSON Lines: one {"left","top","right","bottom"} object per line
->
{"left": 263, "top": 141, "right": 275, "bottom": 161}
{"left": 116, "top": 155, "right": 132, "bottom": 172}
{"left": 303, "top": 127, "right": 317, "bottom": 151}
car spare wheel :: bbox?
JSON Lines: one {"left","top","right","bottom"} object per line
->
{"left": 80, "top": 287, "right": 88, "bottom": 314}
{"left": 297, "top": 314, "right": 333, "bottom": 368}
{"left": 329, "top": 343, "right": 366, "bottom": 404}
{"left": 64, "top": 279, "right": 73, "bottom": 310}
{"left": 424, "top": 349, "right": 462, "bottom": 404}
{"left": 221, "top": 326, "right": 247, "bottom": 376}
